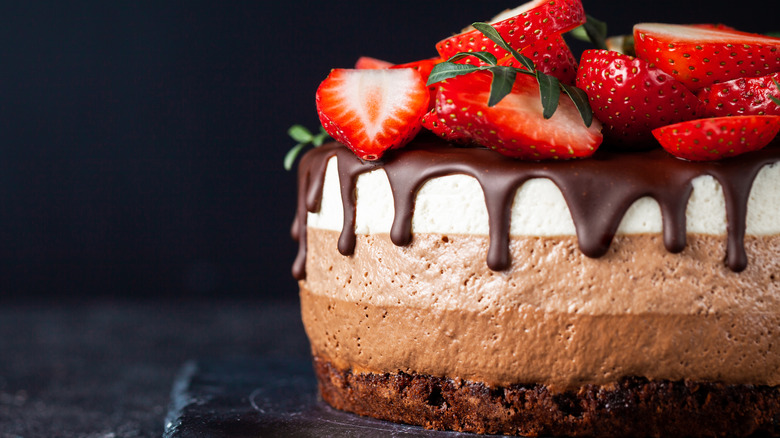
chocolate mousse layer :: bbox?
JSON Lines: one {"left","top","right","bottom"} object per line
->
{"left": 300, "top": 229, "right": 780, "bottom": 390}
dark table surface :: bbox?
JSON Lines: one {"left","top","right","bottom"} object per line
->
{"left": 0, "top": 298, "right": 310, "bottom": 437}
{"left": 1, "top": 299, "right": 487, "bottom": 438}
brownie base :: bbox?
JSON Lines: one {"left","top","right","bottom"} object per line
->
{"left": 313, "top": 355, "right": 780, "bottom": 437}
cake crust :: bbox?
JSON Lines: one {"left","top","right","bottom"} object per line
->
{"left": 314, "top": 355, "right": 780, "bottom": 437}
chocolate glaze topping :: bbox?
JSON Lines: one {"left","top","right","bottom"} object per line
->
{"left": 292, "top": 135, "right": 780, "bottom": 280}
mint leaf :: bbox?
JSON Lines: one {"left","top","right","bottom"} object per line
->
{"left": 582, "top": 15, "right": 608, "bottom": 50}
{"left": 570, "top": 15, "right": 608, "bottom": 50}
{"left": 536, "top": 72, "right": 560, "bottom": 119}
{"left": 288, "top": 125, "right": 313, "bottom": 143}
{"left": 448, "top": 51, "right": 498, "bottom": 66}
{"left": 284, "top": 125, "right": 330, "bottom": 171}
{"left": 284, "top": 143, "right": 306, "bottom": 171}
{"left": 561, "top": 83, "right": 593, "bottom": 127}
{"left": 487, "top": 67, "right": 517, "bottom": 107}
{"left": 427, "top": 62, "right": 485, "bottom": 85}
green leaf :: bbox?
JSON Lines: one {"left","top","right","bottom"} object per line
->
{"left": 561, "top": 83, "right": 594, "bottom": 127}
{"left": 582, "top": 14, "right": 608, "bottom": 50}
{"left": 312, "top": 131, "right": 328, "bottom": 147}
{"left": 448, "top": 51, "right": 498, "bottom": 66}
{"left": 569, "top": 25, "right": 590, "bottom": 42}
{"left": 472, "top": 22, "right": 535, "bottom": 71}
{"left": 536, "top": 72, "right": 560, "bottom": 119}
{"left": 284, "top": 142, "right": 306, "bottom": 171}
{"left": 766, "top": 31, "right": 780, "bottom": 38}
{"left": 427, "top": 62, "right": 485, "bottom": 85}
{"left": 487, "top": 67, "right": 517, "bottom": 107}
{"left": 288, "top": 125, "right": 313, "bottom": 143}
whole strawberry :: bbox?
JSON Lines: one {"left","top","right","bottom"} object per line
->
{"left": 576, "top": 49, "right": 702, "bottom": 149}
{"left": 316, "top": 68, "right": 430, "bottom": 161}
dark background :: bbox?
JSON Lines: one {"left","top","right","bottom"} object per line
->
{"left": 1, "top": 0, "right": 776, "bottom": 303}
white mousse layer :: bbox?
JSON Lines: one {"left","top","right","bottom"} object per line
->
{"left": 308, "top": 157, "right": 780, "bottom": 236}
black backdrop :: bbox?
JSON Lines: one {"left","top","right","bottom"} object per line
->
{"left": 0, "top": 0, "right": 775, "bottom": 303}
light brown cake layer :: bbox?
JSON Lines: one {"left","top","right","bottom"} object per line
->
{"left": 300, "top": 228, "right": 780, "bottom": 390}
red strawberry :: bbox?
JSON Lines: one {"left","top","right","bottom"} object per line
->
{"left": 576, "top": 49, "right": 702, "bottom": 149}
{"left": 633, "top": 23, "right": 780, "bottom": 91}
{"left": 497, "top": 34, "right": 578, "bottom": 84}
{"left": 420, "top": 108, "right": 471, "bottom": 144}
{"left": 435, "top": 0, "right": 586, "bottom": 63}
{"left": 355, "top": 56, "right": 394, "bottom": 69}
{"left": 652, "top": 115, "right": 780, "bottom": 161}
{"left": 316, "top": 68, "right": 430, "bottom": 161}
{"left": 697, "top": 72, "right": 780, "bottom": 117}
{"left": 435, "top": 70, "right": 603, "bottom": 160}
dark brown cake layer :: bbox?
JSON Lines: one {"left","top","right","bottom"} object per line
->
{"left": 313, "top": 355, "right": 780, "bottom": 437}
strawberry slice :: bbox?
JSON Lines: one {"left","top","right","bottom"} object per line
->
{"left": 576, "top": 49, "right": 702, "bottom": 149}
{"left": 652, "top": 115, "right": 780, "bottom": 161}
{"left": 435, "top": 0, "right": 586, "bottom": 63}
{"left": 435, "top": 70, "right": 603, "bottom": 160}
{"left": 316, "top": 68, "right": 430, "bottom": 161}
{"left": 697, "top": 72, "right": 780, "bottom": 117}
{"left": 633, "top": 23, "right": 780, "bottom": 91}
{"left": 497, "top": 34, "right": 578, "bottom": 85}
{"left": 355, "top": 56, "right": 394, "bottom": 69}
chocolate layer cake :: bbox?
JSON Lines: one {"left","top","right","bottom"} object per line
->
{"left": 292, "top": 137, "right": 780, "bottom": 436}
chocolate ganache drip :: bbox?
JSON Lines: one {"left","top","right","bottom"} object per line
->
{"left": 292, "top": 136, "right": 780, "bottom": 280}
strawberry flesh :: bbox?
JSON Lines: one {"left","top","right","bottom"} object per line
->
{"left": 633, "top": 23, "right": 780, "bottom": 91}
{"left": 576, "top": 49, "right": 702, "bottom": 149}
{"left": 316, "top": 68, "right": 430, "bottom": 160}
{"left": 435, "top": 70, "right": 603, "bottom": 160}
{"left": 697, "top": 72, "right": 780, "bottom": 117}
{"left": 652, "top": 115, "right": 780, "bottom": 161}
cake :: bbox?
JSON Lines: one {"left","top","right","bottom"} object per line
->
{"left": 290, "top": 2, "right": 780, "bottom": 436}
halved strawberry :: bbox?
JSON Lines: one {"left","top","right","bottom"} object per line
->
{"left": 697, "top": 72, "right": 780, "bottom": 117}
{"left": 633, "top": 23, "right": 780, "bottom": 91}
{"left": 355, "top": 56, "right": 394, "bottom": 69}
{"left": 435, "top": 70, "right": 603, "bottom": 159}
{"left": 652, "top": 115, "right": 780, "bottom": 161}
{"left": 497, "top": 34, "right": 578, "bottom": 85}
{"left": 576, "top": 49, "right": 702, "bottom": 149}
{"left": 316, "top": 68, "right": 430, "bottom": 160}
{"left": 435, "top": 0, "right": 586, "bottom": 64}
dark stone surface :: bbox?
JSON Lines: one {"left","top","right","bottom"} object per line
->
{"left": 0, "top": 299, "right": 309, "bottom": 437}
{"left": 0, "top": 300, "right": 481, "bottom": 437}
{"left": 162, "top": 357, "right": 479, "bottom": 438}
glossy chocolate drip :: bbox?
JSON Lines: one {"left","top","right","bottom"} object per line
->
{"left": 292, "top": 136, "right": 780, "bottom": 280}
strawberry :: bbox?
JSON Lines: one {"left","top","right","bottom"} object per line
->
{"left": 316, "top": 68, "right": 430, "bottom": 161}
{"left": 497, "top": 34, "right": 578, "bottom": 85}
{"left": 435, "top": 70, "right": 603, "bottom": 160}
{"left": 355, "top": 56, "right": 394, "bottom": 69}
{"left": 697, "top": 72, "right": 780, "bottom": 117}
{"left": 652, "top": 115, "right": 780, "bottom": 161}
{"left": 355, "top": 56, "right": 443, "bottom": 111}
{"left": 576, "top": 49, "right": 702, "bottom": 149}
{"left": 633, "top": 23, "right": 780, "bottom": 91}
{"left": 435, "top": 0, "right": 586, "bottom": 63}
{"left": 420, "top": 108, "right": 471, "bottom": 144}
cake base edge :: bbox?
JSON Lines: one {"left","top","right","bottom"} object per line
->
{"left": 313, "top": 355, "right": 780, "bottom": 437}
